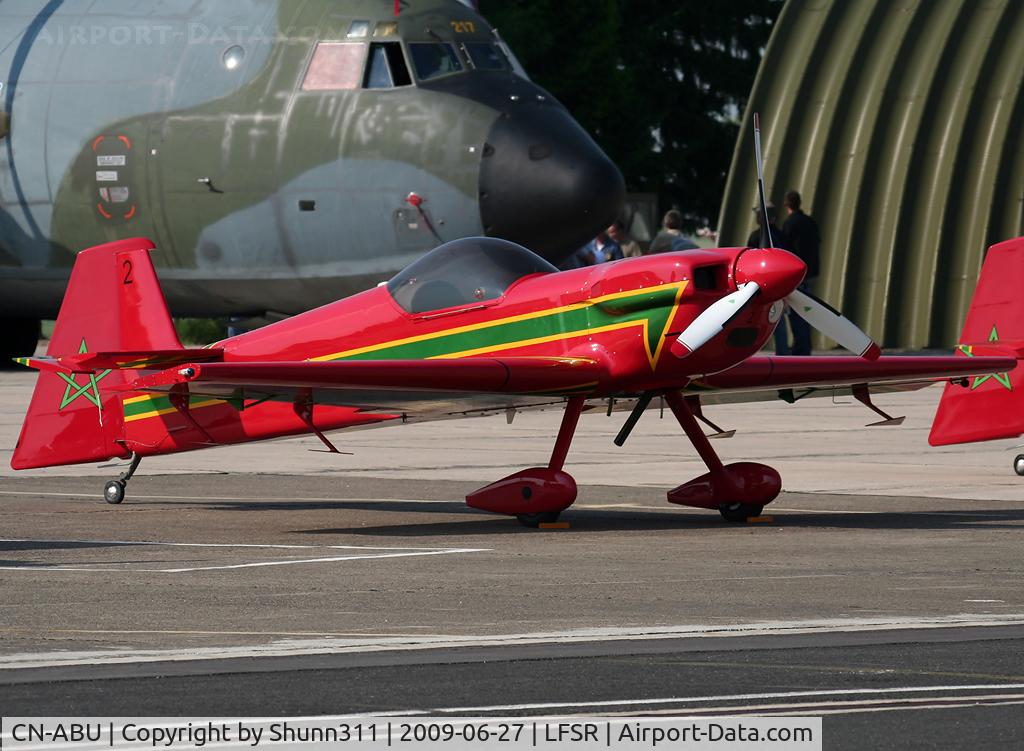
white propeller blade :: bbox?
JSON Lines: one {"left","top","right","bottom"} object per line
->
{"left": 786, "top": 288, "right": 880, "bottom": 359}
{"left": 674, "top": 282, "right": 760, "bottom": 357}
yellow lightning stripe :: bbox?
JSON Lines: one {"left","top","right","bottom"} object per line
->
{"left": 310, "top": 281, "right": 687, "bottom": 364}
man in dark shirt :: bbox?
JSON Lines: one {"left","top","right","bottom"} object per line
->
{"left": 746, "top": 202, "right": 787, "bottom": 250}
{"left": 651, "top": 209, "right": 699, "bottom": 253}
{"left": 783, "top": 190, "right": 820, "bottom": 280}
{"left": 779, "top": 190, "right": 821, "bottom": 356}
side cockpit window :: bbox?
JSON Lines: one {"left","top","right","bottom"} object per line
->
{"left": 388, "top": 238, "right": 557, "bottom": 315}
{"left": 303, "top": 42, "right": 366, "bottom": 90}
{"left": 304, "top": 40, "right": 412, "bottom": 91}
{"left": 408, "top": 43, "right": 463, "bottom": 81}
{"left": 365, "top": 42, "right": 412, "bottom": 88}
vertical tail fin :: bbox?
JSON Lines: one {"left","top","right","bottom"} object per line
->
{"left": 12, "top": 238, "right": 181, "bottom": 469}
{"left": 929, "top": 237, "right": 1024, "bottom": 446}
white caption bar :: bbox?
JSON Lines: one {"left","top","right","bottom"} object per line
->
{"left": 1, "top": 717, "right": 821, "bottom": 751}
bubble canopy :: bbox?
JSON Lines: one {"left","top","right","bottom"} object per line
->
{"left": 388, "top": 237, "right": 558, "bottom": 314}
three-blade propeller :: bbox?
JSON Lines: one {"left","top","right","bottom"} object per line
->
{"left": 672, "top": 112, "right": 880, "bottom": 362}
{"left": 671, "top": 265, "right": 879, "bottom": 360}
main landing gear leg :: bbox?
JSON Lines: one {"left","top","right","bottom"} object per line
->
{"left": 103, "top": 453, "right": 141, "bottom": 505}
{"left": 662, "top": 392, "right": 781, "bottom": 523}
{"left": 467, "top": 397, "right": 585, "bottom": 527}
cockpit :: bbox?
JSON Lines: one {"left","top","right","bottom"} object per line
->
{"left": 388, "top": 237, "right": 557, "bottom": 314}
{"left": 301, "top": 20, "right": 517, "bottom": 93}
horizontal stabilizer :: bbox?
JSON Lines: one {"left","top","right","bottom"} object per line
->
{"left": 16, "top": 349, "right": 224, "bottom": 374}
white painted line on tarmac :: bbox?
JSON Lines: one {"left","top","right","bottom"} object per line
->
{"left": 0, "top": 491, "right": 460, "bottom": 504}
{"left": 786, "top": 698, "right": 1024, "bottom": 716}
{"left": 428, "top": 683, "right": 1024, "bottom": 715}
{"left": 0, "top": 537, "right": 489, "bottom": 573}
{"left": 2, "top": 613, "right": 1023, "bottom": 671}
{"left": 159, "top": 549, "right": 487, "bottom": 572}
{"left": 594, "top": 693, "right": 1024, "bottom": 718}
{"left": 0, "top": 537, "right": 470, "bottom": 551}
{"left": 0, "top": 628, "right": 452, "bottom": 638}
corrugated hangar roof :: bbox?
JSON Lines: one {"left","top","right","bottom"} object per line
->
{"left": 718, "top": 0, "right": 1024, "bottom": 349}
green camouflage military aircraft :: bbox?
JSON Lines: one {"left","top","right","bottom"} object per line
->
{"left": 0, "top": 0, "right": 624, "bottom": 358}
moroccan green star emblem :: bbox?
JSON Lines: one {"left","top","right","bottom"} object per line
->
{"left": 57, "top": 339, "right": 112, "bottom": 410}
{"left": 960, "top": 326, "right": 1012, "bottom": 392}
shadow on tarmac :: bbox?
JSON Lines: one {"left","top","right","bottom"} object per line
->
{"left": 276, "top": 505, "right": 1024, "bottom": 537}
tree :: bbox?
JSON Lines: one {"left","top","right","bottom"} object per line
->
{"left": 481, "top": 0, "right": 782, "bottom": 231}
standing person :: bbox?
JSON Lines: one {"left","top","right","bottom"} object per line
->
{"left": 581, "top": 229, "right": 622, "bottom": 264}
{"left": 650, "top": 210, "right": 698, "bottom": 253}
{"left": 747, "top": 203, "right": 795, "bottom": 356}
{"left": 746, "top": 202, "right": 786, "bottom": 249}
{"left": 558, "top": 245, "right": 592, "bottom": 270}
{"left": 781, "top": 190, "right": 820, "bottom": 356}
{"left": 609, "top": 220, "right": 643, "bottom": 258}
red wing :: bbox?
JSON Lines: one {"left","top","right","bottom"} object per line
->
{"left": 123, "top": 356, "right": 605, "bottom": 397}
{"left": 691, "top": 355, "right": 1016, "bottom": 395}
{"left": 121, "top": 354, "right": 1012, "bottom": 402}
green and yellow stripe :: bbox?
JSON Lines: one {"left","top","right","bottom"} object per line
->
{"left": 123, "top": 394, "right": 227, "bottom": 423}
{"left": 123, "top": 282, "right": 686, "bottom": 423}
{"left": 313, "top": 282, "right": 686, "bottom": 368}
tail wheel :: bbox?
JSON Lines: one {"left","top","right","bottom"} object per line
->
{"left": 103, "top": 480, "right": 126, "bottom": 505}
{"left": 516, "top": 511, "right": 561, "bottom": 528}
{"left": 1014, "top": 455, "right": 1024, "bottom": 477}
{"left": 719, "top": 502, "right": 763, "bottom": 523}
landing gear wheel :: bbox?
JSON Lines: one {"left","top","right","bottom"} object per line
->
{"left": 1014, "top": 455, "right": 1024, "bottom": 477}
{"left": 718, "top": 502, "right": 763, "bottom": 523}
{"left": 102, "top": 453, "right": 141, "bottom": 506}
{"left": 104, "top": 480, "right": 126, "bottom": 505}
{"left": 516, "top": 511, "right": 561, "bottom": 528}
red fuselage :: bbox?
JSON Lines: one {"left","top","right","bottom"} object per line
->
{"left": 120, "top": 249, "right": 786, "bottom": 457}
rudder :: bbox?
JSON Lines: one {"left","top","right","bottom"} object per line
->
{"left": 930, "top": 236, "right": 1024, "bottom": 446}
{"left": 12, "top": 238, "right": 181, "bottom": 469}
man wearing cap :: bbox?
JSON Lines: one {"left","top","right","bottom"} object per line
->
{"left": 746, "top": 202, "right": 807, "bottom": 356}
{"left": 746, "top": 202, "right": 786, "bottom": 250}
{"left": 780, "top": 190, "right": 820, "bottom": 356}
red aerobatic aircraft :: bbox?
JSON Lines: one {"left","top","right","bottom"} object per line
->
{"left": 11, "top": 228, "right": 1021, "bottom": 526}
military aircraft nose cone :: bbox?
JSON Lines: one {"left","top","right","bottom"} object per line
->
{"left": 478, "top": 108, "right": 625, "bottom": 264}
{"left": 735, "top": 247, "right": 807, "bottom": 301}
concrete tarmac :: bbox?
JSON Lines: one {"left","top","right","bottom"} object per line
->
{"left": 1, "top": 369, "right": 1022, "bottom": 749}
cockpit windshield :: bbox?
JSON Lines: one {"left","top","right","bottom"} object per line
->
{"left": 388, "top": 237, "right": 557, "bottom": 314}
{"left": 408, "top": 43, "right": 464, "bottom": 81}
{"left": 463, "top": 42, "right": 509, "bottom": 71}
